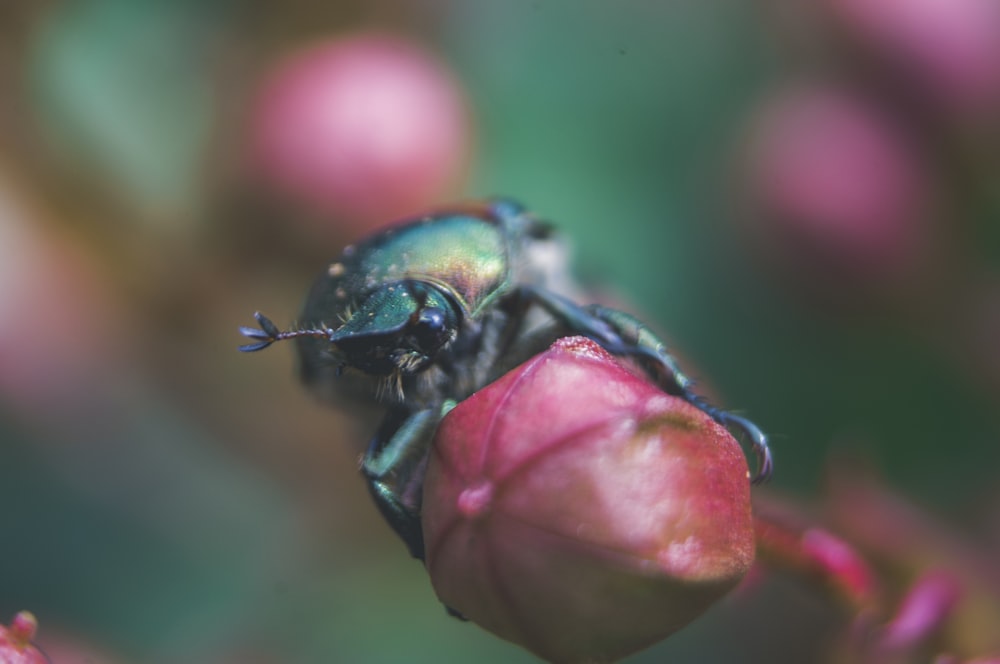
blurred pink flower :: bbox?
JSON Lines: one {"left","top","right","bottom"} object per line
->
{"left": 754, "top": 473, "right": 1000, "bottom": 663}
{"left": 249, "top": 33, "right": 471, "bottom": 235}
{"left": 0, "top": 612, "right": 48, "bottom": 664}
{"left": 828, "top": 0, "right": 1000, "bottom": 118}
{"left": 744, "top": 86, "right": 931, "bottom": 285}
{"left": 824, "top": 460, "right": 1000, "bottom": 658}
{"left": 753, "top": 494, "right": 881, "bottom": 612}
{"left": 877, "top": 570, "right": 962, "bottom": 655}
{"left": 0, "top": 181, "right": 122, "bottom": 417}
{"left": 422, "top": 337, "right": 755, "bottom": 663}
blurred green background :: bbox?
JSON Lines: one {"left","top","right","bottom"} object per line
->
{"left": 2, "top": 1, "right": 999, "bottom": 662}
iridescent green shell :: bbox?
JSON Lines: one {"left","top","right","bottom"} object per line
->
{"left": 303, "top": 209, "right": 518, "bottom": 326}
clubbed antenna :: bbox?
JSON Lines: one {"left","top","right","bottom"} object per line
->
{"left": 239, "top": 311, "right": 334, "bottom": 352}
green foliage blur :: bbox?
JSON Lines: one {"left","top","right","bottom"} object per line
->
{"left": 1, "top": 1, "right": 998, "bottom": 662}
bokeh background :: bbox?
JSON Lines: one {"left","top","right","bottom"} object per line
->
{"left": 2, "top": 1, "right": 999, "bottom": 662}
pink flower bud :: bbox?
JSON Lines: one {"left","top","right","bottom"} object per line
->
{"left": 249, "top": 33, "right": 471, "bottom": 234}
{"left": 422, "top": 337, "right": 755, "bottom": 663}
{"left": 827, "top": 0, "right": 1000, "bottom": 118}
{"left": 0, "top": 611, "right": 48, "bottom": 664}
{"left": 753, "top": 497, "right": 881, "bottom": 611}
{"left": 744, "top": 86, "right": 930, "bottom": 288}
{"left": 0, "top": 181, "right": 122, "bottom": 417}
{"left": 879, "top": 569, "right": 962, "bottom": 653}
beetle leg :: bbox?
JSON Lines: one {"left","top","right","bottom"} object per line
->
{"left": 517, "top": 286, "right": 773, "bottom": 484}
{"left": 361, "top": 407, "right": 442, "bottom": 560}
{"left": 586, "top": 303, "right": 773, "bottom": 484}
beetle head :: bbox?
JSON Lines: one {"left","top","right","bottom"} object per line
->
{"left": 240, "top": 281, "right": 459, "bottom": 379}
{"left": 330, "top": 281, "right": 458, "bottom": 376}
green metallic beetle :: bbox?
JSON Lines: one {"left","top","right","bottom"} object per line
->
{"left": 240, "top": 198, "right": 772, "bottom": 561}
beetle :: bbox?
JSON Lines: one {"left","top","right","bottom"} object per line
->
{"left": 240, "top": 198, "right": 772, "bottom": 561}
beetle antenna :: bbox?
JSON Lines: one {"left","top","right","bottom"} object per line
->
{"left": 239, "top": 311, "right": 334, "bottom": 352}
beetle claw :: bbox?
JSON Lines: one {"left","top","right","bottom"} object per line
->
{"left": 677, "top": 397, "right": 772, "bottom": 484}
{"left": 715, "top": 412, "right": 773, "bottom": 484}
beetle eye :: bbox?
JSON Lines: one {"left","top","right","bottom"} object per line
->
{"left": 412, "top": 306, "right": 450, "bottom": 350}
